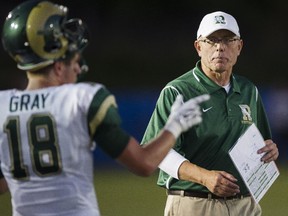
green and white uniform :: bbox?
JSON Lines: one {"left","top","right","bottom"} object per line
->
{"left": 141, "top": 60, "right": 271, "bottom": 194}
{"left": 0, "top": 82, "right": 130, "bottom": 216}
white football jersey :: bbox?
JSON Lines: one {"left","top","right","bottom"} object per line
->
{"left": 0, "top": 82, "right": 128, "bottom": 216}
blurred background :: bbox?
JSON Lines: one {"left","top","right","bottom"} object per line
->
{"left": 0, "top": 0, "right": 287, "bottom": 215}
{"left": 0, "top": 0, "right": 286, "bottom": 162}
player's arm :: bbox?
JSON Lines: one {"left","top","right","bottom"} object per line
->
{"left": 0, "top": 168, "right": 9, "bottom": 194}
{"left": 116, "top": 131, "right": 176, "bottom": 176}
{"left": 0, "top": 178, "right": 8, "bottom": 194}
{"left": 116, "top": 94, "right": 210, "bottom": 176}
{"left": 93, "top": 94, "right": 210, "bottom": 177}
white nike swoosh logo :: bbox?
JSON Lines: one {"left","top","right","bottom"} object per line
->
{"left": 202, "top": 107, "right": 213, "bottom": 112}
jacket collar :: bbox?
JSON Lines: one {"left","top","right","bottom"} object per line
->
{"left": 193, "top": 60, "right": 241, "bottom": 94}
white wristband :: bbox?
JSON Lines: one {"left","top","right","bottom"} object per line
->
{"left": 158, "top": 149, "right": 188, "bottom": 179}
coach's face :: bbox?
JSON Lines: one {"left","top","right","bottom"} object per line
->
{"left": 194, "top": 29, "right": 243, "bottom": 75}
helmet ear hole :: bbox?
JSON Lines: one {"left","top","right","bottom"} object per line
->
{"left": 40, "top": 22, "right": 64, "bottom": 53}
{"left": 44, "top": 40, "right": 62, "bottom": 53}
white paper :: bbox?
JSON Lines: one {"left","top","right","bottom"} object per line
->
{"left": 229, "top": 123, "right": 280, "bottom": 203}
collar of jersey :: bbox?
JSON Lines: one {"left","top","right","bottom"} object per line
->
{"left": 193, "top": 60, "right": 241, "bottom": 94}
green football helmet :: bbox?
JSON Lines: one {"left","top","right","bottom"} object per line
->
{"left": 2, "top": 0, "right": 89, "bottom": 71}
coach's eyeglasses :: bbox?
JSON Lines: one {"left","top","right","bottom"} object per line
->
{"left": 198, "top": 37, "right": 240, "bottom": 46}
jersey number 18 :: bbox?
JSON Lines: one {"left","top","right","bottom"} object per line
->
{"left": 4, "top": 113, "right": 62, "bottom": 180}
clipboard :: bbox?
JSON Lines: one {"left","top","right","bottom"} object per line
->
{"left": 229, "top": 123, "right": 280, "bottom": 203}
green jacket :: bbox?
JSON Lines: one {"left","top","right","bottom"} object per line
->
{"left": 141, "top": 60, "right": 272, "bottom": 194}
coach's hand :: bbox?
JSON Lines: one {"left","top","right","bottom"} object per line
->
{"left": 258, "top": 139, "right": 279, "bottom": 163}
{"left": 164, "top": 94, "right": 210, "bottom": 138}
{"left": 203, "top": 170, "right": 240, "bottom": 197}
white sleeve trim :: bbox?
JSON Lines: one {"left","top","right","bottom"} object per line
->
{"left": 158, "top": 149, "right": 188, "bottom": 180}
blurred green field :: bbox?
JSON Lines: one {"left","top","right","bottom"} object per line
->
{"left": 0, "top": 165, "right": 287, "bottom": 216}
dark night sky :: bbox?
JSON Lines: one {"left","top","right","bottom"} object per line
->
{"left": 0, "top": 0, "right": 287, "bottom": 90}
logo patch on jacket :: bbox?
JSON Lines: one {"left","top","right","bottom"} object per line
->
{"left": 239, "top": 104, "right": 253, "bottom": 124}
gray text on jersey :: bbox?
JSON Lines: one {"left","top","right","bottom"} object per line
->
{"left": 9, "top": 93, "right": 50, "bottom": 112}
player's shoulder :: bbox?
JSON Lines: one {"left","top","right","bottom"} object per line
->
{"left": 63, "top": 82, "right": 104, "bottom": 91}
{"left": 61, "top": 82, "right": 115, "bottom": 105}
{"left": 0, "top": 88, "right": 18, "bottom": 99}
{"left": 57, "top": 82, "right": 110, "bottom": 96}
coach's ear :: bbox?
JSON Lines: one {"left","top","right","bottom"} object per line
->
{"left": 236, "top": 39, "right": 243, "bottom": 56}
{"left": 194, "top": 40, "right": 202, "bottom": 57}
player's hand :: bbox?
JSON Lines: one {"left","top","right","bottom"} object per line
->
{"left": 164, "top": 94, "right": 210, "bottom": 138}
